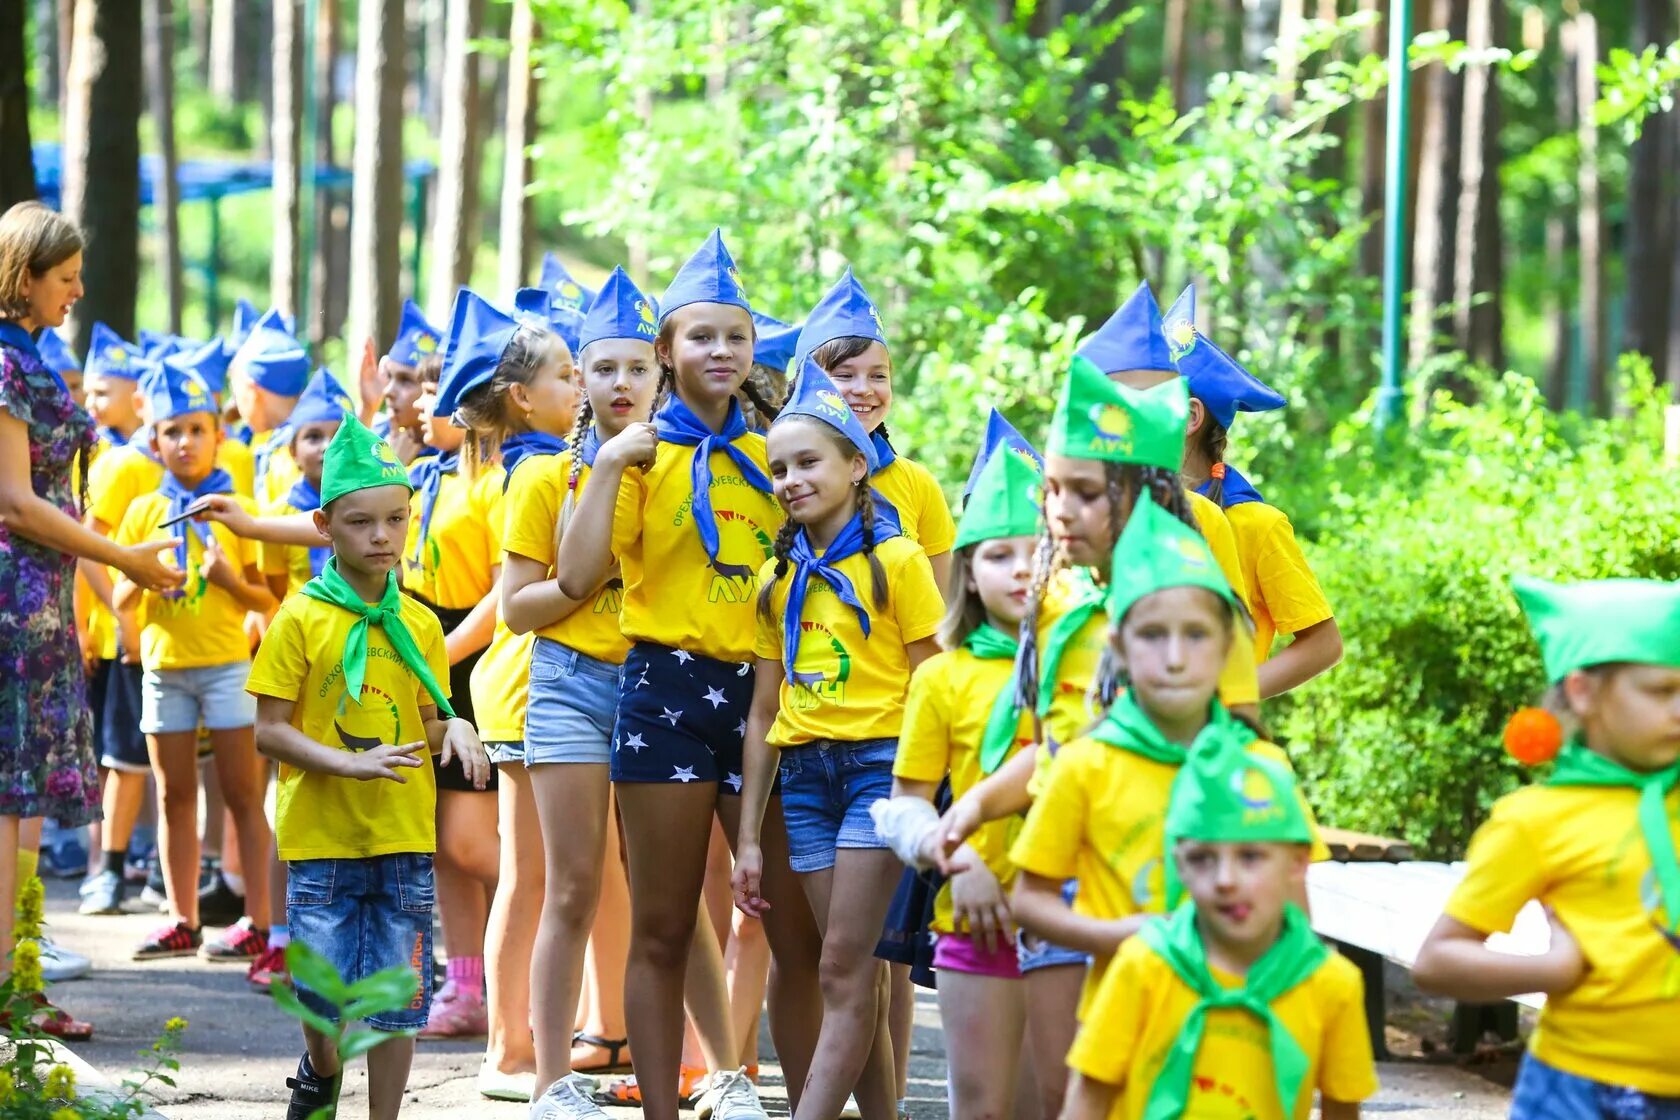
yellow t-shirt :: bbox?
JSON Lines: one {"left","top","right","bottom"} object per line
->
{"left": 1444, "top": 784, "right": 1680, "bottom": 1095}
{"left": 751, "top": 535, "right": 943, "bottom": 746}
{"left": 401, "top": 467, "right": 498, "bottom": 611}
{"left": 1010, "top": 735, "right": 1327, "bottom": 1015}
{"left": 112, "top": 491, "right": 262, "bottom": 671}
{"left": 253, "top": 429, "right": 301, "bottom": 509}
{"left": 258, "top": 495, "right": 322, "bottom": 601}
{"left": 1068, "top": 936, "right": 1378, "bottom": 1119}
{"left": 872, "top": 456, "right": 957, "bottom": 558}
{"left": 612, "top": 436, "right": 785, "bottom": 663}
{"left": 502, "top": 449, "right": 629, "bottom": 665}
{"left": 218, "top": 436, "right": 257, "bottom": 500}
{"left": 893, "top": 647, "right": 1035, "bottom": 934}
{"left": 465, "top": 462, "right": 532, "bottom": 743}
{"left": 1223, "top": 501, "right": 1333, "bottom": 662}
{"left": 82, "top": 439, "right": 121, "bottom": 660}
{"left": 246, "top": 591, "right": 447, "bottom": 860}
{"left": 87, "top": 439, "right": 255, "bottom": 531}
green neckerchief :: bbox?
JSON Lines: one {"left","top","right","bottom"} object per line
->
{"left": 963, "top": 623, "right": 1021, "bottom": 775}
{"left": 1139, "top": 902, "right": 1328, "bottom": 1120}
{"left": 300, "top": 557, "right": 456, "bottom": 721}
{"left": 1090, "top": 692, "right": 1257, "bottom": 906}
{"left": 1547, "top": 739, "right": 1680, "bottom": 937}
{"left": 1035, "top": 569, "right": 1106, "bottom": 717}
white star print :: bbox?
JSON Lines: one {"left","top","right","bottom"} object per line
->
{"left": 735, "top": 719, "right": 748, "bottom": 737}
{"left": 703, "top": 686, "right": 727, "bottom": 709}
{"left": 672, "top": 649, "right": 694, "bottom": 664}
{"left": 735, "top": 662, "right": 751, "bottom": 676}
{"left": 724, "top": 772, "right": 743, "bottom": 793}
{"left": 672, "top": 765, "right": 698, "bottom": 783}
{"left": 660, "top": 708, "right": 683, "bottom": 726}
{"left": 635, "top": 673, "right": 649, "bottom": 690}
{"left": 625, "top": 732, "right": 647, "bottom": 752}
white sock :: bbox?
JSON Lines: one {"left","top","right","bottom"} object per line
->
{"left": 221, "top": 870, "right": 245, "bottom": 895}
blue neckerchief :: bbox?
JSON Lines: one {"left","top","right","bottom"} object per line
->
{"left": 577, "top": 425, "right": 603, "bottom": 469}
{"left": 285, "top": 477, "right": 333, "bottom": 577}
{"left": 501, "top": 432, "right": 568, "bottom": 492}
{"left": 99, "top": 425, "right": 131, "bottom": 449}
{"left": 157, "top": 469, "right": 235, "bottom": 598}
{"left": 869, "top": 429, "right": 897, "bottom": 474}
{"left": 782, "top": 510, "right": 901, "bottom": 685}
{"left": 654, "top": 395, "right": 772, "bottom": 579}
{"left": 234, "top": 423, "right": 254, "bottom": 446}
{"left": 0, "top": 321, "right": 71, "bottom": 397}
{"left": 254, "top": 426, "right": 291, "bottom": 488}
{"left": 406, "top": 449, "right": 460, "bottom": 565}
{"left": 1196, "top": 464, "right": 1264, "bottom": 508}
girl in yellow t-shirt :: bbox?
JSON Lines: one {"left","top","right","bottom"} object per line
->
{"left": 1415, "top": 576, "right": 1680, "bottom": 1114}
{"left": 877, "top": 442, "right": 1042, "bottom": 1118}
{"left": 794, "top": 268, "right": 956, "bottom": 589}
{"left": 556, "top": 232, "right": 799, "bottom": 1120}
{"left": 1164, "top": 285, "right": 1342, "bottom": 698}
{"left": 731, "top": 362, "right": 943, "bottom": 1120}
{"left": 435, "top": 288, "right": 581, "bottom": 1100}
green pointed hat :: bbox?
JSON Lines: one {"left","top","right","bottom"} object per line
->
{"left": 1106, "top": 497, "right": 1238, "bottom": 622}
{"left": 321, "top": 415, "right": 413, "bottom": 508}
{"left": 1167, "top": 744, "right": 1313, "bottom": 846}
{"left": 1512, "top": 575, "right": 1680, "bottom": 683}
{"left": 955, "top": 446, "right": 1042, "bottom": 550}
{"left": 1046, "top": 354, "right": 1188, "bottom": 469}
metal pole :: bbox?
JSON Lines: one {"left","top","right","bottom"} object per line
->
{"left": 1375, "top": 0, "right": 1412, "bottom": 432}
{"left": 206, "top": 195, "right": 222, "bottom": 328}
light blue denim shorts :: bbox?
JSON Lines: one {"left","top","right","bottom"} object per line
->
{"left": 778, "top": 737, "right": 897, "bottom": 873}
{"left": 1016, "top": 879, "right": 1092, "bottom": 973}
{"left": 140, "top": 661, "right": 256, "bottom": 735}
{"left": 522, "top": 638, "right": 623, "bottom": 766}
{"left": 1511, "top": 1053, "right": 1680, "bottom": 1120}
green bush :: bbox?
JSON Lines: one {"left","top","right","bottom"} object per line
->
{"left": 1268, "top": 357, "right": 1680, "bottom": 858}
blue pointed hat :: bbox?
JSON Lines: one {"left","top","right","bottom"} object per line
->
{"left": 539, "top": 253, "right": 598, "bottom": 315}
{"left": 85, "top": 322, "right": 146, "bottom": 382}
{"left": 777, "top": 358, "right": 879, "bottom": 471}
{"left": 962, "top": 408, "right": 1044, "bottom": 502}
{"left": 579, "top": 267, "right": 659, "bottom": 354}
{"left": 232, "top": 308, "right": 310, "bottom": 397}
{"left": 514, "top": 287, "right": 584, "bottom": 356}
{"left": 1174, "top": 329, "right": 1285, "bottom": 431}
{"left": 36, "top": 330, "right": 78, "bottom": 375}
{"left": 793, "top": 267, "right": 888, "bottom": 371}
{"left": 1163, "top": 284, "right": 1197, "bottom": 360}
{"left": 164, "top": 337, "right": 233, "bottom": 397}
{"left": 437, "top": 287, "right": 522, "bottom": 417}
{"left": 289, "top": 367, "right": 354, "bottom": 427}
{"left": 386, "top": 299, "right": 443, "bottom": 367}
{"left": 141, "top": 362, "right": 218, "bottom": 422}
{"left": 752, "top": 312, "right": 802, "bottom": 372}
{"left": 658, "top": 229, "right": 751, "bottom": 324}
{"left": 226, "top": 298, "right": 263, "bottom": 352}
{"left": 1076, "top": 281, "right": 1176, "bottom": 377}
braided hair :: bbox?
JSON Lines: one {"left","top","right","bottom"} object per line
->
{"left": 1192, "top": 413, "right": 1231, "bottom": 507}
{"left": 454, "top": 322, "right": 559, "bottom": 480}
{"left": 738, "top": 369, "right": 783, "bottom": 428}
{"left": 1011, "top": 511, "right": 1059, "bottom": 743}
{"left": 554, "top": 392, "right": 596, "bottom": 550}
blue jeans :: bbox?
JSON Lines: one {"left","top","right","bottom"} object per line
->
{"left": 778, "top": 737, "right": 897, "bottom": 873}
{"left": 1512, "top": 1054, "right": 1680, "bottom": 1120}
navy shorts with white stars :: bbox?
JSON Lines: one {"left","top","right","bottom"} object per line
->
{"left": 611, "top": 641, "right": 756, "bottom": 792}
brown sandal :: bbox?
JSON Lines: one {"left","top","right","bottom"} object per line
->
{"left": 570, "top": 1031, "right": 632, "bottom": 1074}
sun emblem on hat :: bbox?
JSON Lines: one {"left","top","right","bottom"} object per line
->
{"left": 868, "top": 305, "right": 887, "bottom": 338}
{"left": 1167, "top": 318, "right": 1197, "bottom": 357}
{"left": 636, "top": 299, "right": 656, "bottom": 326}
{"left": 1235, "top": 766, "right": 1275, "bottom": 812}
{"left": 1167, "top": 535, "right": 1210, "bottom": 568}
{"left": 107, "top": 347, "right": 128, "bottom": 366}
{"left": 815, "top": 389, "right": 849, "bottom": 419}
{"left": 1091, "top": 403, "right": 1132, "bottom": 441}
{"left": 727, "top": 266, "right": 746, "bottom": 297}
{"left": 557, "top": 281, "right": 583, "bottom": 306}
{"left": 416, "top": 333, "right": 439, "bottom": 354}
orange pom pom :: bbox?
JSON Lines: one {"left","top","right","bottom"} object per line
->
{"left": 1503, "top": 707, "right": 1563, "bottom": 765}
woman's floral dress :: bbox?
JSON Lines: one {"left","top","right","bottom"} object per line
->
{"left": 0, "top": 326, "right": 100, "bottom": 825}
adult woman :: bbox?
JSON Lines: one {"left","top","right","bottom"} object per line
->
{"left": 0, "top": 203, "right": 183, "bottom": 1022}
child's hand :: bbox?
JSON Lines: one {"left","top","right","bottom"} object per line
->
{"left": 358, "top": 336, "right": 382, "bottom": 417}
{"left": 950, "top": 860, "right": 1013, "bottom": 955}
{"left": 934, "top": 795, "right": 985, "bottom": 875}
{"left": 438, "top": 718, "right": 489, "bottom": 790}
{"left": 200, "top": 539, "right": 243, "bottom": 591}
{"left": 192, "top": 495, "right": 256, "bottom": 537}
{"left": 341, "top": 740, "right": 427, "bottom": 782}
{"left": 1540, "top": 907, "right": 1587, "bottom": 994}
{"left": 118, "top": 614, "right": 142, "bottom": 664}
{"left": 598, "top": 422, "right": 658, "bottom": 472}
{"left": 731, "top": 843, "right": 771, "bottom": 918}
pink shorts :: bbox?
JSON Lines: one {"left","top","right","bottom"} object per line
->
{"left": 933, "top": 931, "right": 1022, "bottom": 979}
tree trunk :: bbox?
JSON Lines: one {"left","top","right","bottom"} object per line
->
{"left": 146, "top": 0, "right": 183, "bottom": 333}
{"left": 56, "top": 0, "right": 73, "bottom": 119}
{"left": 1406, "top": 0, "right": 1467, "bottom": 371}
{"left": 1668, "top": 106, "right": 1680, "bottom": 390}
{"left": 1358, "top": 0, "right": 1386, "bottom": 280}
{"left": 254, "top": 0, "right": 274, "bottom": 159}
{"left": 34, "top": 0, "right": 59, "bottom": 108}
{"left": 1624, "top": 0, "right": 1677, "bottom": 379}
{"left": 0, "top": 0, "right": 35, "bottom": 210}
{"left": 1574, "top": 9, "right": 1606, "bottom": 414}
{"left": 309, "top": 0, "right": 346, "bottom": 341}
{"left": 347, "top": 0, "right": 407, "bottom": 351}
{"left": 61, "top": 0, "right": 142, "bottom": 351}
{"left": 1450, "top": 0, "right": 1503, "bottom": 370}
{"left": 496, "top": 0, "right": 535, "bottom": 297}
{"left": 1544, "top": 14, "right": 1574, "bottom": 408}
{"left": 1242, "top": 0, "right": 1279, "bottom": 72}
{"left": 271, "top": 0, "right": 301, "bottom": 320}
{"left": 208, "top": 0, "right": 237, "bottom": 100}
{"left": 1164, "top": 0, "right": 1191, "bottom": 113}
{"left": 1276, "top": 0, "right": 1305, "bottom": 109}
{"left": 427, "top": 0, "right": 483, "bottom": 316}
{"left": 186, "top": 0, "right": 210, "bottom": 83}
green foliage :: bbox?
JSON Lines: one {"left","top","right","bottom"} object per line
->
{"left": 1269, "top": 355, "right": 1680, "bottom": 858}
{"left": 1596, "top": 40, "right": 1680, "bottom": 139}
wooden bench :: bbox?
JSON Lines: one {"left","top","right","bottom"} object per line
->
{"left": 1308, "top": 828, "right": 1549, "bottom": 1059}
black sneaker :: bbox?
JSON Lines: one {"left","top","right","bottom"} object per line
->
{"left": 285, "top": 1052, "right": 341, "bottom": 1120}
{"left": 197, "top": 870, "right": 246, "bottom": 928}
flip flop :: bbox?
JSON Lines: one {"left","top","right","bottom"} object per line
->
{"left": 571, "top": 1031, "right": 633, "bottom": 1074}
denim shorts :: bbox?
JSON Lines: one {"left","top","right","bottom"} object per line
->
{"left": 285, "top": 854, "right": 436, "bottom": 1033}
{"left": 778, "top": 737, "right": 896, "bottom": 873}
{"left": 140, "top": 661, "right": 256, "bottom": 735}
{"left": 485, "top": 740, "right": 524, "bottom": 766}
{"left": 1511, "top": 1053, "right": 1680, "bottom": 1120}
{"left": 611, "top": 642, "right": 755, "bottom": 791}
{"left": 1016, "top": 879, "right": 1091, "bottom": 973}
{"left": 523, "top": 638, "right": 623, "bottom": 766}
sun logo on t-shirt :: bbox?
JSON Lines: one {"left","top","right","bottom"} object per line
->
{"left": 708, "top": 508, "right": 775, "bottom": 602}
{"left": 335, "top": 682, "right": 404, "bottom": 749}
{"left": 788, "top": 619, "right": 850, "bottom": 708}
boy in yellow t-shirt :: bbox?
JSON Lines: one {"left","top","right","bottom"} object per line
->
{"left": 1063, "top": 745, "right": 1376, "bottom": 1120}
{"left": 248, "top": 416, "right": 487, "bottom": 1119}
{"left": 258, "top": 368, "right": 350, "bottom": 601}
{"left": 229, "top": 307, "right": 308, "bottom": 506}
{"left": 1414, "top": 576, "right": 1680, "bottom": 1113}
{"left": 111, "top": 365, "right": 276, "bottom": 964}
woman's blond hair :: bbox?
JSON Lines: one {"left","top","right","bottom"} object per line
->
{"left": 0, "top": 203, "right": 83, "bottom": 321}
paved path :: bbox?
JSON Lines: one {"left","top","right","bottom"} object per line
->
{"left": 36, "top": 878, "right": 1513, "bottom": 1118}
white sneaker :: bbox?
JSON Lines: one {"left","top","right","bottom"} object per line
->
{"left": 529, "top": 1073, "right": 608, "bottom": 1119}
{"left": 478, "top": 1057, "right": 537, "bottom": 1102}
{"left": 693, "top": 1067, "right": 768, "bottom": 1120}
{"left": 39, "top": 937, "right": 92, "bottom": 982}
{"left": 841, "top": 1096, "right": 863, "bottom": 1118}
